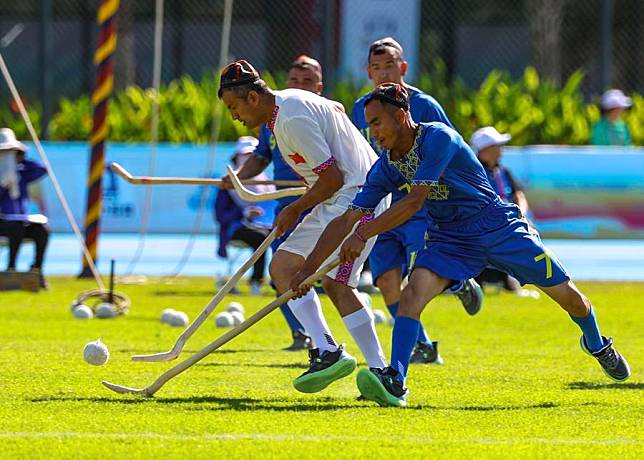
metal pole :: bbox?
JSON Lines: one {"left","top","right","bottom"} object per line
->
{"left": 599, "top": 0, "right": 614, "bottom": 91}
{"left": 39, "top": 0, "right": 53, "bottom": 139}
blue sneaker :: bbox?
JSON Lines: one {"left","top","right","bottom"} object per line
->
{"left": 580, "top": 335, "right": 631, "bottom": 382}
{"left": 455, "top": 279, "right": 483, "bottom": 316}
{"left": 356, "top": 367, "right": 408, "bottom": 407}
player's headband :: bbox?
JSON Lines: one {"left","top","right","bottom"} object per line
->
{"left": 220, "top": 60, "right": 261, "bottom": 90}
{"left": 365, "top": 83, "right": 409, "bottom": 111}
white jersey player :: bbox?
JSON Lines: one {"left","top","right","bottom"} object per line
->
{"left": 219, "top": 60, "right": 388, "bottom": 394}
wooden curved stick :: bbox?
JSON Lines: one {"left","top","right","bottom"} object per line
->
{"left": 103, "top": 258, "right": 340, "bottom": 396}
{"left": 131, "top": 229, "right": 277, "bottom": 362}
{"left": 227, "top": 165, "right": 307, "bottom": 202}
{"left": 110, "top": 162, "right": 304, "bottom": 187}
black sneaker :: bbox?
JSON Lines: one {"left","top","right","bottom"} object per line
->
{"left": 410, "top": 341, "right": 444, "bottom": 365}
{"left": 356, "top": 367, "right": 408, "bottom": 407}
{"left": 293, "top": 345, "right": 357, "bottom": 393}
{"left": 456, "top": 279, "right": 483, "bottom": 316}
{"left": 283, "top": 331, "right": 313, "bottom": 351}
{"left": 580, "top": 335, "right": 631, "bottom": 382}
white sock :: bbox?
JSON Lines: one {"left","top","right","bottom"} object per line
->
{"left": 288, "top": 289, "right": 337, "bottom": 353}
{"left": 342, "top": 308, "right": 387, "bottom": 369}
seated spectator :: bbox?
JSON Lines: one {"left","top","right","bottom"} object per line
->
{"left": 214, "top": 137, "right": 276, "bottom": 295}
{"left": 591, "top": 89, "right": 632, "bottom": 146}
{"left": 0, "top": 128, "right": 49, "bottom": 287}
{"left": 470, "top": 126, "right": 529, "bottom": 293}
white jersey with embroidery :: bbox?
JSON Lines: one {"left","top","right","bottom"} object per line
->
{"left": 271, "top": 88, "right": 378, "bottom": 198}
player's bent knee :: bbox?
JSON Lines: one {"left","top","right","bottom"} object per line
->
{"left": 398, "top": 286, "right": 427, "bottom": 318}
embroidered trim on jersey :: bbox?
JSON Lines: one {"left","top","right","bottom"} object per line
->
{"left": 312, "top": 156, "right": 337, "bottom": 175}
{"left": 387, "top": 124, "right": 425, "bottom": 182}
{"left": 348, "top": 203, "right": 375, "bottom": 214}
{"left": 410, "top": 179, "right": 438, "bottom": 186}
{"left": 334, "top": 213, "right": 374, "bottom": 285}
{"left": 268, "top": 106, "right": 279, "bottom": 131}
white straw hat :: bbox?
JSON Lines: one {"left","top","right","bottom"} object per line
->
{"left": 0, "top": 128, "right": 26, "bottom": 153}
{"left": 470, "top": 126, "right": 511, "bottom": 152}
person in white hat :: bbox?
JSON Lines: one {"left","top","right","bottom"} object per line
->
{"left": 215, "top": 136, "right": 276, "bottom": 295}
{"left": 0, "top": 128, "right": 50, "bottom": 287}
{"left": 591, "top": 89, "right": 632, "bottom": 146}
{"left": 471, "top": 126, "right": 530, "bottom": 293}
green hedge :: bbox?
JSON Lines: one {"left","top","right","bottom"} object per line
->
{"left": 1, "top": 64, "right": 642, "bottom": 145}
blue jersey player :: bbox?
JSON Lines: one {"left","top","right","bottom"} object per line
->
{"left": 222, "top": 56, "right": 342, "bottom": 351}
{"left": 351, "top": 37, "right": 482, "bottom": 364}
{"left": 291, "top": 84, "right": 630, "bottom": 407}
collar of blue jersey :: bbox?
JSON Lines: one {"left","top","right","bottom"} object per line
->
{"left": 386, "top": 124, "right": 425, "bottom": 182}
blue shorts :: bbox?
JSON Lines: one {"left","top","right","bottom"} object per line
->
{"left": 369, "top": 217, "right": 426, "bottom": 283}
{"left": 414, "top": 201, "right": 569, "bottom": 287}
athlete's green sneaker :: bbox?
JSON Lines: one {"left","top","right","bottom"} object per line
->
{"left": 356, "top": 367, "right": 408, "bottom": 407}
{"left": 293, "top": 345, "right": 357, "bottom": 393}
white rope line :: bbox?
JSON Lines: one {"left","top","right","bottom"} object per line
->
{"left": 0, "top": 51, "right": 105, "bottom": 289}
{"left": 124, "top": 0, "right": 164, "bottom": 275}
{"left": 167, "top": 0, "right": 234, "bottom": 278}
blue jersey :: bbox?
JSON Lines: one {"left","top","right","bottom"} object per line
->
{"left": 352, "top": 85, "right": 452, "bottom": 208}
{"left": 351, "top": 122, "right": 498, "bottom": 229}
{"left": 253, "top": 123, "right": 302, "bottom": 210}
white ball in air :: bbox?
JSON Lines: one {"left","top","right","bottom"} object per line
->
{"left": 373, "top": 309, "right": 386, "bottom": 324}
{"left": 226, "top": 301, "right": 245, "bottom": 315}
{"left": 160, "top": 308, "right": 177, "bottom": 324}
{"left": 230, "top": 311, "right": 244, "bottom": 326}
{"left": 215, "top": 311, "right": 234, "bottom": 328}
{"left": 83, "top": 339, "right": 109, "bottom": 366}
{"left": 72, "top": 304, "right": 93, "bottom": 319}
{"left": 169, "top": 311, "right": 189, "bottom": 327}
{"left": 95, "top": 302, "right": 116, "bottom": 319}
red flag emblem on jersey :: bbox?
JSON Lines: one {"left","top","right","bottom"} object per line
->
{"left": 289, "top": 152, "right": 306, "bottom": 164}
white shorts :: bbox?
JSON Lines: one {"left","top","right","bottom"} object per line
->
{"left": 277, "top": 194, "right": 389, "bottom": 288}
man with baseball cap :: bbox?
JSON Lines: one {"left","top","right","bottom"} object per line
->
{"left": 471, "top": 126, "right": 530, "bottom": 293}
{"left": 219, "top": 59, "right": 390, "bottom": 393}
{"left": 591, "top": 89, "right": 633, "bottom": 146}
{"left": 350, "top": 36, "right": 482, "bottom": 365}
{"left": 290, "top": 83, "right": 630, "bottom": 407}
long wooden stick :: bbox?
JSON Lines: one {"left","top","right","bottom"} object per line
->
{"left": 111, "top": 162, "right": 304, "bottom": 187}
{"left": 227, "top": 165, "right": 307, "bottom": 202}
{"left": 131, "top": 229, "right": 278, "bottom": 362}
{"left": 103, "top": 258, "right": 340, "bottom": 396}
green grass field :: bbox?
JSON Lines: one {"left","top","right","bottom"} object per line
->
{"left": 0, "top": 278, "right": 642, "bottom": 459}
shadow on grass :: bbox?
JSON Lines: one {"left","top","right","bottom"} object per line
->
{"left": 28, "top": 394, "right": 364, "bottom": 412}
{"left": 567, "top": 381, "right": 644, "bottom": 390}
{"left": 28, "top": 394, "right": 563, "bottom": 413}
{"left": 198, "top": 362, "right": 309, "bottom": 369}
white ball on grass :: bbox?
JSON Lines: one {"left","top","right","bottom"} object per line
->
{"left": 215, "top": 311, "right": 234, "bottom": 328}
{"left": 230, "top": 311, "right": 245, "bottom": 326}
{"left": 372, "top": 309, "right": 386, "bottom": 324}
{"left": 83, "top": 339, "right": 109, "bottom": 366}
{"left": 72, "top": 304, "right": 93, "bottom": 320}
{"left": 95, "top": 302, "right": 116, "bottom": 319}
{"left": 226, "top": 301, "right": 245, "bottom": 315}
{"left": 169, "top": 311, "right": 189, "bottom": 327}
{"left": 160, "top": 308, "right": 177, "bottom": 324}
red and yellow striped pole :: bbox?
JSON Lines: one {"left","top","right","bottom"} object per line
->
{"left": 80, "top": 0, "right": 119, "bottom": 278}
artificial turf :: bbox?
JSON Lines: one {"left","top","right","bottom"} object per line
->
{"left": 0, "top": 278, "right": 642, "bottom": 458}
